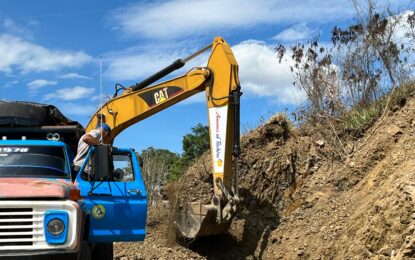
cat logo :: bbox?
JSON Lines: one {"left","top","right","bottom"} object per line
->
{"left": 154, "top": 87, "right": 169, "bottom": 105}
{"left": 138, "top": 86, "right": 183, "bottom": 107}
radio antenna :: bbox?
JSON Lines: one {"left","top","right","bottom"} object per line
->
{"left": 99, "top": 56, "right": 103, "bottom": 142}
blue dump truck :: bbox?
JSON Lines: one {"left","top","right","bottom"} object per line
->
{"left": 0, "top": 101, "right": 147, "bottom": 259}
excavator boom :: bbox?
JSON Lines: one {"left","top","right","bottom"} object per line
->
{"left": 86, "top": 37, "right": 241, "bottom": 238}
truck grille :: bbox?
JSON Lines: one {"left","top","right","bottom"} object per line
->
{"left": 0, "top": 208, "right": 42, "bottom": 247}
{"left": 0, "top": 200, "right": 79, "bottom": 253}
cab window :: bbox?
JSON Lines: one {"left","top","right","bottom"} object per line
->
{"left": 112, "top": 154, "right": 134, "bottom": 182}
{"left": 0, "top": 145, "right": 69, "bottom": 178}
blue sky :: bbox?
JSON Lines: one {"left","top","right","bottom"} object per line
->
{"left": 0, "top": 0, "right": 413, "bottom": 153}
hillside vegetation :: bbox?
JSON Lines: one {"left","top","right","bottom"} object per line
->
{"left": 114, "top": 87, "right": 415, "bottom": 259}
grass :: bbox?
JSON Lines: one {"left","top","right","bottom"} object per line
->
{"left": 344, "top": 105, "right": 381, "bottom": 131}
{"left": 388, "top": 81, "right": 415, "bottom": 107}
{"left": 343, "top": 81, "right": 415, "bottom": 134}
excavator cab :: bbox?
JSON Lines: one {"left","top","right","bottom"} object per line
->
{"left": 85, "top": 37, "right": 241, "bottom": 239}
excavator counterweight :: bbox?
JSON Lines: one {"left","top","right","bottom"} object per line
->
{"left": 86, "top": 37, "right": 241, "bottom": 238}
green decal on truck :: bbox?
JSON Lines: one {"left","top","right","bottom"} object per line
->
{"left": 92, "top": 205, "right": 106, "bottom": 219}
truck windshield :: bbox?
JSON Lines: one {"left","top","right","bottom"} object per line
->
{"left": 0, "top": 146, "right": 68, "bottom": 178}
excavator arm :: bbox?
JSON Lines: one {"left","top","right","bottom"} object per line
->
{"left": 87, "top": 68, "right": 210, "bottom": 141}
{"left": 86, "top": 37, "right": 241, "bottom": 238}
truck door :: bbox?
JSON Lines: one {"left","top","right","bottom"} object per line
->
{"left": 76, "top": 149, "right": 147, "bottom": 242}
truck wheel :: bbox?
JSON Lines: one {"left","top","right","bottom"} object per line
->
{"left": 91, "top": 242, "right": 113, "bottom": 260}
{"left": 77, "top": 241, "right": 92, "bottom": 260}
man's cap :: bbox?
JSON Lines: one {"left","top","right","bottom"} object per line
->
{"left": 97, "top": 123, "right": 111, "bottom": 134}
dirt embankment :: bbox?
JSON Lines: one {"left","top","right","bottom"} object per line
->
{"left": 115, "top": 94, "right": 415, "bottom": 259}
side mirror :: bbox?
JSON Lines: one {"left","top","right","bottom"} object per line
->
{"left": 91, "top": 145, "right": 113, "bottom": 181}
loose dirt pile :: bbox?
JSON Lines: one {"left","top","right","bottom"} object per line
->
{"left": 115, "top": 94, "right": 415, "bottom": 259}
{"left": 114, "top": 204, "right": 203, "bottom": 260}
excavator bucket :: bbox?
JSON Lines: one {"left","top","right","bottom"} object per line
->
{"left": 174, "top": 201, "right": 235, "bottom": 239}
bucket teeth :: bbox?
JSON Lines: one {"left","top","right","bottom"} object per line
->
{"left": 174, "top": 201, "right": 237, "bottom": 239}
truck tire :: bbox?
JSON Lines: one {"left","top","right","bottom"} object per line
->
{"left": 77, "top": 242, "right": 92, "bottom": 260}
{"left": 91, "top": 242, "right": 113, "bottom": 260}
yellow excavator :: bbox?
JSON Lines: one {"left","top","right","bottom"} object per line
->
{"left": 85, "top": 37, "right": 242, "bottom": 239}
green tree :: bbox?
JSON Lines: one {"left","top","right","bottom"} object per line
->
{"left": 140, "top": 147, "right": 182, "bottom": 203}
{"left": 138, "top": 123, "right": 210, "bottom": 199}
{"left": 181, "top": 123, "right": 210, "bottom": 165}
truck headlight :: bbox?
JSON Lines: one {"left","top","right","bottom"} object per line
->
{"left": 47, "top": 218, "right": 65, "bottom": 236}
{"left": 44, "top": 211, "right": 68, "bottom": 244}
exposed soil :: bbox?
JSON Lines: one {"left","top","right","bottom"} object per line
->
{"left": 114, "top": 94, "right": 415, "bottom": 259}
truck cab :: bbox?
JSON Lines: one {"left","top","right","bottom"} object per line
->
{"left": 76, "top": 146, "right": 147, "bottom": 243}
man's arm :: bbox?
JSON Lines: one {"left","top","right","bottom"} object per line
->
{"left": 82, "top": 134, "right": 101, "bottom": 145}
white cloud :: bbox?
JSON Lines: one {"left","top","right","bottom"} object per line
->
{"left": 273, "top": 22, "right": 317, "bottom": 42}
{"left": 3, "top": 80, "right": 18, "bottom": 89}
{"left": 233, "top": 40, "right": 305, "bottom": 105}
{"left": 390, "top": 11, "right": 415, "bottom": 45}
{"left": 43, "top": 86, "right": 95, "bottom": 101}
{"left": 106, "top": 39, "right": 304, "bottom": 105}
{"left": 0, "top": 34, "right": 92, "bottom": 74}
{"left": 59, "top": 73, "right": 91, "bottom": 79}
{"left": 111, "top": 0, "right": 355, "bottom": 39}
{"left": 106, "top": 51, "right": 177, "bottom": 81}
{"left": 2, "top": 18, "right": 33, "bottom": 39}
{"left": 27, "top": 79, "right": 57, "bottom": 91}
{"left": 59, "top": 102, "right": 97, "bottom": 116}
{"left": 105, "top": 41, "right": 207, "bottom": 81}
